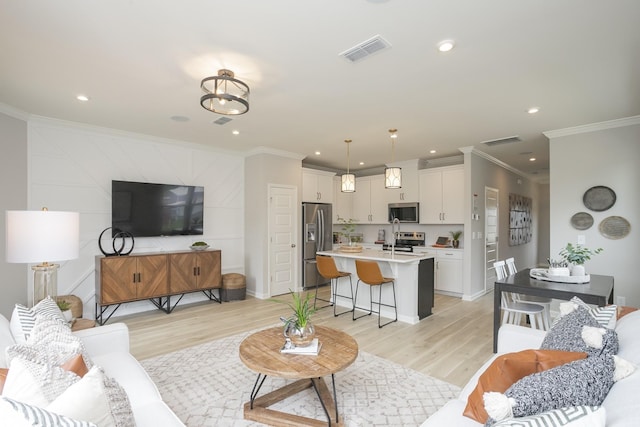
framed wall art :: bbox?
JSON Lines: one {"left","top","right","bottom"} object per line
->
{"left": 509, "top": 193, "right": 532, "bottom": 246}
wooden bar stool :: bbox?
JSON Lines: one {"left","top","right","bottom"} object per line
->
{"left": 353, "top": 259, "right": 397, "bottom": 328}
{"left": 315, "top": 255, "right": 354, "bottom": 316}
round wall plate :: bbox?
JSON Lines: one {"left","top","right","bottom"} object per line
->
{"left": 570, "top": 212, "right": 594, "bottom": 230}
{"left": 583, "top": 185, "right": 616, "bottom": 211}
{"left": 599, "top": 216, "right": 631, "bottom": 239}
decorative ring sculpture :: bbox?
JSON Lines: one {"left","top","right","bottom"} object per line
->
{"left": 98, "top": 227, "right": 135, "bottom": 256}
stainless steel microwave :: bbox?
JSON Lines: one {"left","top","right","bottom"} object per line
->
{"left": 388, "top": 202, "right": 419, "bottom": 223}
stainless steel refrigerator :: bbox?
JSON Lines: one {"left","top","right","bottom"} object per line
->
{"left": 302, "top": 202, "right": 333, "bottom": 289}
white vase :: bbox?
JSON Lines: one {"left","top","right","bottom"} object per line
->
{"left": 62, "top": 310, "right": 73, "bottom": 323}
{"left": 571, "top": 264, "right": 586, "bottom": 277}
{"left": 549, "top": 267, "right": 570, "bottom": 277}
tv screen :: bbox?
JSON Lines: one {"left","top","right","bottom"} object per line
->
{"left": 112, "top": 180, "right": 204, "bottom": 237}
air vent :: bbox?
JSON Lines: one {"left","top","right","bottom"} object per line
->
{"left": 339, "top": 35, "right": 391, "bottom": 62}
{"left": 213, "top": 117, "right": 232, "bottom": 125}
{"left": 480, "top": 136, "right": 522, "bottom": 147}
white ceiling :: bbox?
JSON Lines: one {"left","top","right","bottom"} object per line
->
{"left": 2, "top": 0, "right": 639, "bottom": 181}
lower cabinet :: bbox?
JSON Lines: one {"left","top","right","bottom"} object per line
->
{"left": 435, "top": 249, "right": 463, "bottom": 295}
{"left": 96, "top": 250, "right": 222, "bottom": 323}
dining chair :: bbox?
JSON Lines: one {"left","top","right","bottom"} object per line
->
{"left": 353, "top": 259, "right": 397, "bottom": 328}
{"left": 494, "top": 260, "right": 547, "bottom": 330}
{"left": 315, "top": 255, "right": 354, "bottom": 316}
{"left": 505, "top": 257, "right": 552, "bottom": 329}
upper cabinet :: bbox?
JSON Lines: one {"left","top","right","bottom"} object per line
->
{"left": 333, "top": 176, "right": 353, "bottom": 223}
{"left": 302, "top": 168, "right": 335, "bottom": 203}
{"left": 384, "top": 160, "right": 419, "bottom": 203}
{"left": 352, "top": 175, "right": 387, "bottom": 224}
{"left": 419, "top": 165, "right": 464, "bottom": 224}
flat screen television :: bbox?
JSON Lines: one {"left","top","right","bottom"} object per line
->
{"left": 112, "top": 180, "right": 204, "bottom": 237}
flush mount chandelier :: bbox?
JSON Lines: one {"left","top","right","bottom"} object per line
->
{"left": 385, "top": 128, "right": 402, "bottom": 189}
{"left": 200, "top": 69, "right": 250, "bottom": 115}
{"left": 341, "top": 139, "right": 355, "bottom": 193}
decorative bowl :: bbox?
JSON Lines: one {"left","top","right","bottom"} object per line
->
{"left": 190, "top": 244, "right": 209, "bottom": 251}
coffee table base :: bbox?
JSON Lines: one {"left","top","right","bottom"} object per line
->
{"left": 244, "top": 375, "right": 343, "bottom": 426}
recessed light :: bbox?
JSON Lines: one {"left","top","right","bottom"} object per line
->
{"left": 430, "top": 150, "right": 436, "bottom": 154}
{"left": 529, "top": 157, "right": 536, "bottom": 162}
{"left": 76, "top": 95, "right": 90, "bottom": 102}
{"left": 359, "top": 162, "right": 364, "bottom": 166}
{"left": 437, "top": 40, "right": 455, "bottom": 53}
{"left": 232, "top": 130, "right": 240, "bottom": 135}
{"left": 315, "top": 151, "right": 321, "bottom": 156}
{"left": 527, "top": 107, "right": 540, "bottom": 114}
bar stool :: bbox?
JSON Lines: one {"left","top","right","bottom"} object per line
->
{"left": 315, "top": 255, "right": 354, "bottom": 316}
{"left": 353, "top": 259, "right": 397, "bottom": 328}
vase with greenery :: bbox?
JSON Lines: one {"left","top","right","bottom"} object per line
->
{"left": 559, "top": 243, "right": 603, "bottom": 276}
{"left": 450, "top": 230, "right": 462, "bottom": 248}
{"left": 337, "top": 216, "right": 357, "bottom": 245}
{"left": 56, "top": 300, "right": 73, "bottom": 322}
{"left": 275, "top": 290, "right": 316, "bottom": 347}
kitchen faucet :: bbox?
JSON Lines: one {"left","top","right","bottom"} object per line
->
{"left": 391, "top": 217, "right": 400, "bottom": 256}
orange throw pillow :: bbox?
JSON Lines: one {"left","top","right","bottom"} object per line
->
{"left": 60, "top": 354, "right": 89, "bottom": 378}
{"left": 463, "top": 349, "right": 587, "bottom": 423}
{"left": 0, "top": 368, "right": 8, "bottom": 394}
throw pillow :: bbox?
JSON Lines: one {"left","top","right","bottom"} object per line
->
{"left": 541, "top": 306, "right": 618, "bottom": 357}
{"left": 1, "top": 396, "right": 97, "bottom": 427}
{"left": 484, "top": 355, "right": 625, "bottom": 424}
{"left": 559, "top": 296, "right": 617, "bottom": 329}
{"left": 23, "top": 315, "right": 93, "bottom": 368}
{"left": 0, "top": 367, "right": 7, "bottom": 394}
{"left": 10, "top": 297, "right": 67, "bottom": 344}
{"left": 47, "top": 365, "right": 136, "bottom": 427}
{"left": 491, "top": 406, "right": 605, "bottom": 427}
{"left": 463, "top": 349, "right": 588, "bottom": 424}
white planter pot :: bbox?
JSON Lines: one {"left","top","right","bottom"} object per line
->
{"left": 571, "top": 264, "right": 586, "bottom": 277}
{"left": 62, "top": 310, "right": 73, "bottom": 323}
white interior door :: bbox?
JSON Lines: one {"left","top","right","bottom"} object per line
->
{"left": 269, "top": 185, "right": 298, "bottom": 296}
{"left": 485, "top": 187, "right": 499, "bottom": 292}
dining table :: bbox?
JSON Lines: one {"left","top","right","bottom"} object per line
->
{"left": 493, "top": 268, "right": 614, "bottom": 352}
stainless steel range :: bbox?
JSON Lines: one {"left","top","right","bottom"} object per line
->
{"left": 382, "top": 231, "right": 425, "bottom": 253}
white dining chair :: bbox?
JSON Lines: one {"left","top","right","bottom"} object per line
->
{"left": 505, "top": 257, "right": 552, "bottom": 329}
{"left": 494, "top": 260, "right": 547, "bottom": 330}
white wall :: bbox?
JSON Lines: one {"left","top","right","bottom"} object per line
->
{"left": 548, "top": 117, "right": 640, "bottom": 306}
{"left": 0, "top": 110, "right": 29, "bottom": 318}
{"left": 27, "top": 117, "right": 245, "bottom": 319}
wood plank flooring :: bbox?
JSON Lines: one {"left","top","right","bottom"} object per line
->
{"left": 120, "top": 288, "right": 495, "bottom": 388}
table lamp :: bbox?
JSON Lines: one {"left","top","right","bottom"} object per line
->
{"left": 5, "top": 208, "right": 79, "bottom": 307}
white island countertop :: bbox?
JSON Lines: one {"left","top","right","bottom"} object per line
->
{"left": 316, "top": 249, "right": 434, "bottom": 264}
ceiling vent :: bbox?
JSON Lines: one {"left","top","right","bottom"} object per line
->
{"left": 480, "top": 136, "right": 522, "bottom": 147}
{"left": 213, "top": 117, "right": 232, "bottom": 125}
{"left": 340, "top": 35, "right": 391, "bottom": 62}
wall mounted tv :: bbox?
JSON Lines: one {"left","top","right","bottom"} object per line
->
{"left": 112, "top": 180, "right": 204, "bottom": 237}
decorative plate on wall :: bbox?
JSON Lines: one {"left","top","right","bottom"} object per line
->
{"left": 583, "top": 185, "right": 616, "bottom": 211}
{"left": 570, "top": 212, "right": 594, "bottom": 230}
{"left": 599, "top": 216, "right": 631, "bottom": 239}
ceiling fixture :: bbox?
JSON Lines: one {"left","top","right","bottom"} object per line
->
{"left": 385, "top": 128, "right": 402, "bottom": 189}
{"left": 339, "top": 35, "right": 391, "bottom": 63}
{"left": 200, "top": 69, "right": 249, "bottom": 115}
{"left": 76, "top": 95, "right": 89, "bottom": 102}
{"left": 527, "top": 107, "right": 540, "bottom": 114}
{"left": 437, "top": 40, "right": 456, "bottom": 52}
{"left": 341, "top": 139, "right": 356, "bottom": 193}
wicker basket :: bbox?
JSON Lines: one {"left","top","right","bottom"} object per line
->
{"left": 221, "top": 273, "right": 246, "bottom": 301}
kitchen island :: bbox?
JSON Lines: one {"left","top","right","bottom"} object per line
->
{"left": 316, "top": 249, "right": 435, "bottom": 324}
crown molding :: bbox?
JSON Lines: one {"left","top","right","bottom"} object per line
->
{"left": 543, "top": 115, "right": 640, "bottom": 139}
{"left": 461, "top": 145, "right": 544, "bottom": 183}
{"left": 244, "top": 146, "right": 306, "bottom": 161}
{"left": 0, "top": 102, "right": 30, "bottom": 121}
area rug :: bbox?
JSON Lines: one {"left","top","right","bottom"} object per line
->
{"left": 141, "top": 328, "right": 460, "bottom": 426}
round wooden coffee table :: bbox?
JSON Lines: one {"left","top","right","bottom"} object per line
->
{"left": 239, "top": 325, "right": 358, "bottom": 426}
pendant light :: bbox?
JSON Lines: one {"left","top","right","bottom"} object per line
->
{"left": 385, "top": 128, "right": 402, "bottom": 189}
{"left": 341, "top": 139, "right": 356, "bottom": 193}
{"left": 200, "top": 69, "right": 250, "bottom": 115}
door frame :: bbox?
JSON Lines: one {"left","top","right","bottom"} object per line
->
{"left": 485, "top": 186, "right": 499, "bottom": 292}
{"left": 267, "top": 184, "right": 299, "bottom": 297}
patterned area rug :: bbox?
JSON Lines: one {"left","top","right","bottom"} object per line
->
{"left": 141, "top": 328, "right": 460, "bottom": 426}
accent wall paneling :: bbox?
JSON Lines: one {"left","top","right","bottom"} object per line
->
{"left": 27, "top": 117, "right": 244, "bottom": 319}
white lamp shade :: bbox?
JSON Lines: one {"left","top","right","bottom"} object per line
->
{"left": 385, "top": 167, "right": 402, "bottom": 189}
{"left": 341, "top": 173, "right": 356, "bottom": 193}
{"left": 6, "top": 210, "right": 80, "bottom": 263}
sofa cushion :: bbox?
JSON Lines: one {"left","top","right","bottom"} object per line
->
{"left": 419, "top": 399, "right": 482, "bottom": 427}
{"left": 0, "top": 396, "right": 97, "bottom": 427}
{"left": 10, "top": 297, "right": 66, "bottom": 344}
{"left": 463, "top": 350, "right": 587, "bottom": 423}
{"left": 613, "top": 309, "right": 640, "bottom": 365}
{"left": 601, "top": 367, "right": 640, "bottom": 427}
{"left": 492, "top": 406, "right": 605, "bottom": 427}
{"left": 541, "top": 306, "right": 618, "bottom": 357}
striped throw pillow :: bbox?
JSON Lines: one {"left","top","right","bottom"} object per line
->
{"left": 569, "top": 296, "right": 617, "bottom": 329}
{"left": 492, "top": 406, "right": 605, "bottom": 426}
{"left": 0, "top": 396, "right": 97, "bottom": 427}
{"left": 10, "top": 297, "right": 67, "bottom": 344}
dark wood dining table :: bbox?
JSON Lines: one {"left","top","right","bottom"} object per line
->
{"left": 493, "top": 268, "right": 614, "bottom": 352}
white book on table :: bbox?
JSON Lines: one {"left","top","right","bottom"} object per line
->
{"left": 280, "top": 338, "right": 322, "bottom": 355}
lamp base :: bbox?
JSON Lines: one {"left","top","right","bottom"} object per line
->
{"left": 31, "top": 264, "right": 59, "bottom": 307}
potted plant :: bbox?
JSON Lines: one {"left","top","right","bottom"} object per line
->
{"left": 559, "top": 243, "right": 603, "bottom": 276}
{"left": 450, "top": 230, "right": 462, "bottom": 248}
{"left": 275, "top": 290, "right": 316, "bottom": 347}
{"left": 56, "top": 300, "right": 73, "bottom": 322}
{"left": 337, "top": 216, "right": 356, "bottom": 245}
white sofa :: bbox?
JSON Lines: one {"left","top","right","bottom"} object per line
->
{"left": 422, "top": 309, "right": 640, "bottom": 427}
{"left": 0, "top": 314, "right": 184, "bottom": 426}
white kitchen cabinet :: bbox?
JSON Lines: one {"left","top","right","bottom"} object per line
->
{"left": 384, "top": 161, "right": 419, "bottom": 203}
{"left": 302, "top": 168, "right": 335, "bottom": 203}
{"left": 435, "top": 249, "right": 463, "bottom": 295}
{"left": 419, "top": 165, "right": 464, "bottom": 224}
{"left": 352, "top": 175, "right": 387, "bottom": 224}
{"left": 332, "top": 176, "right": 353, "bottom": 223}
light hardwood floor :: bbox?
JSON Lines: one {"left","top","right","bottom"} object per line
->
{"left": 120, "top": 288, "right": 495, "bottom": 388}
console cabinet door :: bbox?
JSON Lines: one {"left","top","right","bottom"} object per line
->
{"left": 99, "top": 257, "right": 138, "bottom": 304}
{"left": 136, "top": 255, "right": 169, "bottom": 299}
{"left": 197, "top": 251, "right": 222, "bottom": 290}
{"left": 169, "top": 251, "right": 222, "bottom": 292}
